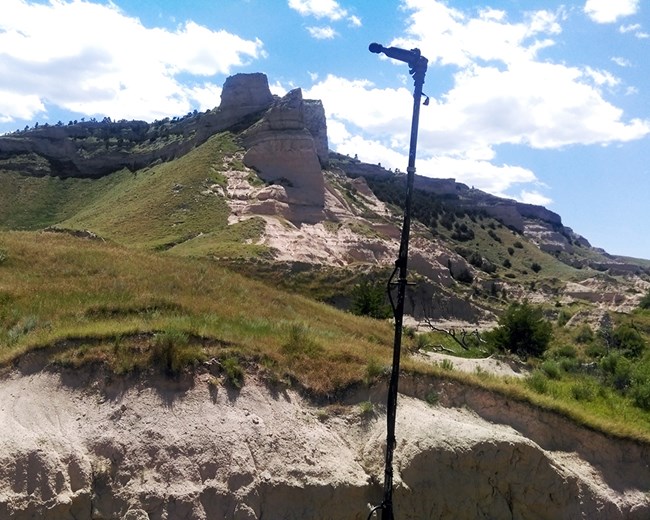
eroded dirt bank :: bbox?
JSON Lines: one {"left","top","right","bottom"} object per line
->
{"left": 1, "top": 367, "right": 649, "bottom": 520}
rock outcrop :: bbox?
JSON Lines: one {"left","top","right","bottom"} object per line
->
{"left": 0, "top": 73, "right": 278, "bottom": 179}
{"left": 217, "top": 73, "right": 275, "bottom": 128}
{"left": 1, "top": 369, "right": 648, "bottom": 520}
{"left": 242, "top": 88, "right": 327, "bottom": 223}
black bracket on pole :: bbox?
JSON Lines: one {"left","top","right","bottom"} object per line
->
{"left": 367, "top": 43, "right": 428, "bottom": 520}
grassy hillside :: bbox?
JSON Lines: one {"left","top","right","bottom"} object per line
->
{"left": 1, "top": 230, "right": 650, "bottom": 443}
{"left": 0, "top": 132, "right": 268, "bottom": 259}
{"left": 0, "top": 230, "right": 393, "bottom": 393}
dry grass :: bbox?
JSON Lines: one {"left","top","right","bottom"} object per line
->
{"left": 0, "top": 230, "right": 393, "bottom": 393}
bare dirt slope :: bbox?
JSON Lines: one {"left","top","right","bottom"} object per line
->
{"left": 1, "top": 366, "right": 649, "bottom": 520}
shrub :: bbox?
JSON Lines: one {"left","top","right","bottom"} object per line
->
{"left": 570, "top": 380, "right": 595, "bottom": 401}
{"left": 364, "top": 357, "right": 385, "bottom": 384}
{"left": 359, "top": 400, "right": 374, "bottom": 415}
{"left": 612, "top": 322, "right": 646, "bottom": 357}
{"left": 526, "top": 370, "right": 549, "bottom": 394}
{"left": 485, "top": 301, "right": 552, "bottom": 358}
{"left": 440, "top": 359, "right": 455, "bottom": 371}
{"left": 488, "top": 229, "right": 501, "bottom": 243}
{"left": 554, "top": 344, "right": 577, "bottom": 359}
{"left": 282, "top": 323, "right": 323, "bottom": 358}
{"left": 557, "top": 309, "right": 572, "bottom": 327}
{"left": 574, "top": 324, "right": 594, "bottom": 344}
{"left": 453, "top": 268, "right": 474, "bottom": 284}
{"left": 351, "top": 280, "right": 392, "bottom": 319}
{"left": 600, "top": 353, "right": 632, "bottom": 390}
{"left": 631, "top": 382, "right": 650, "bottom": 410}
{"left": 640, "top": 290, "right": 650, "bottom": 310}
{"left": 151, "top": 329, "right": 205, "bottom": 375}
{"left": 541, "top": 360, "right": 562, "bottom": 380}
{"left": 222, "top": 356, "right": 244, "bottom": 388}
{"left": 531, "top": 262, "right": 542, "bottom": 273}
{"left": 502, "top": 258, "right": 512, "bottom": 269}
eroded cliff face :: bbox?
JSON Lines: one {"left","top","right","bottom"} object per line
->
{"left": 242, "top": 88, "right": 326, "bottom": 224}
{"left": 1, "top": 366, "right": 648, "bottom": 520}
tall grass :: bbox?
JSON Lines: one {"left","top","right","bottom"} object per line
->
{"left": 0, "top": 230, "right": 393, "bottom": 393}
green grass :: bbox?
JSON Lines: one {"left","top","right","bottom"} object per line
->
{"left": 0, "top": 230, "right": 393, "bottom": 393}
{"left": 0, "top": 132, "right": 269, "bottom": 261}
{"left": 2, "top": 230, "right": 650, "bottom": 442}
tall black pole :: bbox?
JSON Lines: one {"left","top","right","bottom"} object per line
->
{"left": 368, "top": 43, "right": 428, "bottom": 520}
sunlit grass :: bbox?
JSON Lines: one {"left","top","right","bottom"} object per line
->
{"left": 0, "top": 230, "right": 393, "bottom": 394}
{"left": 2, "top": 230, "right": 650, "bottom": 442}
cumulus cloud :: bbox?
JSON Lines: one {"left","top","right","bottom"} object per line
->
{"left": 518, "top": 190, "right": 553, "bottom": 206}
{"left": 288, "top": 0, "right": 348, "bottom": 20}
{"left": 584, "top": 0, "right": 639, "bottom": 24}
{"left": 307, "top": 26, "right": 337, "bottom": 39}
{"left": 306, "top": 1, "right": 649, "bottom": 202}
{"left": 288, "top": 0, "right": 361, "bottom": 33}
{"left": 0, "top": 0, "right": 264, "bottom": 123}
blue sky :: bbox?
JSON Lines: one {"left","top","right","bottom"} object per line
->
{"left": 1, "top": 0, "right": 649, "bottom": 259}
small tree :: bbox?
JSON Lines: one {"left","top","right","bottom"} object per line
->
{"left": 485, "top": 301, "right": 552, "bottom": 358}
{"left": 351, "top": 280, "right": 392, "bottom": 319}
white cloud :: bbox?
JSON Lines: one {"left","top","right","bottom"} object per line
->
{"left": 186, "top": 84, "right": 223, "bottom": 112}
{"left": 619, "top": 22, "right": 648, "bottom": 38}
{"left": 288, "top": 0, "right": 361, "bottom": 30}
{"left": 620, "top": 23, "right": 641, "bottom": 33}
{"left": 391, "top": 0, "right": 562, "bottom": 67}
{"left": 306, "top": 1, "right": 649, "bottom": 203}
{"left": 0, "top": 90, "right": 44, "bottom": 123}
{"left": 307, "top": 26, "right": 337, "bottom": 39}
{"left": 0, "top": 0, "right": 264, "bottom": 123}
{"left": 517, "top": 190, "right": 553, "bottom": 206}
{"left": 348, "top": 15, "right": 362, "bottom": 27}
{"left": 584, "top": 0, "right": 639, "bottom": 24}
{"left": 612, "top": 56, "right": 632, "bottom": 67}
{"left": 288, "top": 0, "right": 348, "bottom": 21}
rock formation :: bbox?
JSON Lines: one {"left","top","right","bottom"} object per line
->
{"left": 242, "top": 88, "right": 327, "bottom": 224}
{"left": 1, "top": 369, "right": 648, "bottom": 520}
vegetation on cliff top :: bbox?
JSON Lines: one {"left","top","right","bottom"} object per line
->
{"left": 1, "top": 230, "right": 650, "bottom": 443}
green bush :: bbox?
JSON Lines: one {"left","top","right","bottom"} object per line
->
{"left": 631, "top": 382, "right": 650, "bottom": 410}
{"left": 152, "top": 329, "right": 204, "bottom": 375}
{"left": 540, "top": 360, "right": 562, "bottom": 380}
{"left": 612, "top": 322, "right": 646, "bottom": 357}
{"left": 570, "top": 380, "right": 595, "bottom": 401}
{"left": 639, "top": 290, "right": 650, "bottom": 310}
{"left": 526, "top": 370, "right": 549, "bottom": 394}
{"left": 557, "top": 310, "right": 572, "bottom": 327}
{"left": 364, "top": 357, "right": 385, "bottom": 384}
{"left": 282, "top": 323, "right": 323, "bottom": 358}
{"left": 485, "top": 301, "right": 552, "bottom": 358}
{"left": 574, "top": 325, "right": 594, "bottom": 344}
{"left": 351, "top": 280, "right": 392, "bottom": 319}
{"left": 554, "top": 344, "right": 577, "bottom": 359}
{"left": 222, "top": 356, "right": 244, "bottom": 388}
{"left": 600, "top": 353, "right": 632, "bottom": 390}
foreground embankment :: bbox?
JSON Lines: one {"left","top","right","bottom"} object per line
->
{"left": 1, "top": 364, "right": 648, "bottom": 520}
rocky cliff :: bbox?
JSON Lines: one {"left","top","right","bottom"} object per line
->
{"left": 1, "top": 365, "right": 648, "bottom": 520}
{"left": 0, "top": 73, "right": 326, "bottom": 182}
